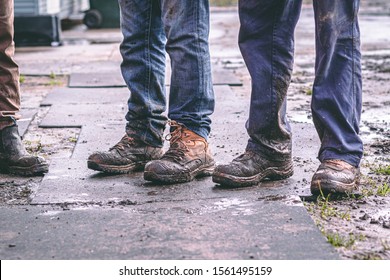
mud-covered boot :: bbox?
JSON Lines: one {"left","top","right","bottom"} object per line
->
{"left": 144, "top": 121, "right": 215, "bottom": 184}
{"left": 310, "top": 159, "right": 359, "bottom": 195}
{"left": 87, "top": 135, "right": 163, "bottom": 174}
{"left": 0, "top": 125, "right": 49, "bottom": 176}
{"left": 212, "top": 150, "right": 293, "bottom": 188}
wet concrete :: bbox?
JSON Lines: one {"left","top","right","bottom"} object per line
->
{"left": 2, "top": 6, "right": 389, "bottom": 260}
{"left": 17, "top": 108, "right": 37, "bottom": 137}
{"left": 68, "top": 67, "right": 242, "bottom": 88}
{"left": 0, "top": 202, "right": 337, "bottom": 260}
{"left": 1, "top": 77, "right": 329, "bottom": 259}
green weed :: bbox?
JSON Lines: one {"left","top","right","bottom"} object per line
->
{"left": 47, "top": 71, "right": 63, "bottom": 86}
{"left": 316, "top": 193, "right": 350, "bottom": 221}
{"left": 376, "top": 183, "right": 390, "bottom": 197}
{"left": 353, "top": 253, "right": 383, "bottom": 260}
{"left": 49, "top": 71, "right": 56, "bottom": 80}
{"left": 210, "top": 0, "right": 237, "bottom": 6}
{"left": 68, "top": 137, "right": 78, "bottom": 143}
{"left": 24, "top": 140, "right": 43, "bottom": 154}
{"left": 326, "top": 232, "right": 364, "bottom": 248}
{"left": 19, "top": 75, "right": 26, "bottom": 84}
{"left": 374, "top": 165, "right": 390, "bottom": 175}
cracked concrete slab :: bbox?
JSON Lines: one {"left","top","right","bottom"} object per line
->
{"left": 40, "top": 87, "right": 129, "bottom": 106}
{"left": 17, "top": 108, "right": 37, "bottom": 137}
{"left": 33, "top": 84, "right": 319, "bottom": 205}
{"left": 39, "top": 104, "right": 126, "bottom": 128}
{"left": 68, "top": 66, "right": 242, "bottom": 88}
{"left": 0, "top": 203, "right": 338, "bottom": 260}
{"left": 35, "top": 84, "right": 319, "bottom": 205}
{"left": 31, "top": 119, "right": 318, "bottom": 206}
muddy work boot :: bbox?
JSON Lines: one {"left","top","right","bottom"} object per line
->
{"left": 144, "top": 121, "right": 215, "bottom": 184}
{"left": 310, "top": 159, "right": 359, "bottom": 195}
{"left": 212, "top": 150, "right": 293, "bottom": 188}
{"left": 0, "top": 125, "right": 48, "bottom": 176}
{"left": 88, "top": 135, "right": 163, "bottom": 174}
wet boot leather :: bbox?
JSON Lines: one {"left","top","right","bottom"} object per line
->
{"left": 310, "top": 159, "right": 359, "bottom": 195}
{"left": 144, "top": 122, "right": 215, "bottom": 184}
{"left": 0, "top": 125, "right": 48, "bottom": 176}
{"left": 88, "top": 135, "right": 163, "bottom": 174}
{"left": 212, "top": 150, "right": 293, "bottom": 188}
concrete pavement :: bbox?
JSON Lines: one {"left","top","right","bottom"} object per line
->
{"left": 0, "top": 8, "right": 339, "bottom": 260}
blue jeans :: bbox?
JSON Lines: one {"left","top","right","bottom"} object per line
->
{"left": 119, "top": 0, "right": 214, "bottom": 147}
{"left": 239, "top": 0, "right": 363, "bottom": 167}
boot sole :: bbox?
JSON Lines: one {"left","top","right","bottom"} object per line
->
{"left": 144, "top": 163, "right": 215, "bottom": 184}
{"left": 212, "top": 165, "right": 294, "bottom": 188}
{"left": 310, "top": 179, "right": 358, "bottom": 195}
{"left": 8, "top": 163, "right": 49, "bottom": 176}
{"left": 87, "top": 160, "right": 147, "bottom": 174}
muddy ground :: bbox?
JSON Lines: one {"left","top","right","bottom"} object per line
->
{"left": 220, "top": 3, "right": 390, "bottom": 260}
{"left": 1, "top": 2, "right": 390, "bottom": 260}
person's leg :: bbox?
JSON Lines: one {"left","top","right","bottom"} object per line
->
{"left": 144, "top": 0, "right": 215, "bottom": 183}
{"left": 120, "top": 0, "right": 167, "bottom": 147}
{"left": 311, "top": 0, "right": 362, "bottom": 194}
{"left": 0, "top": 0, "right": 48, "bottom": 176}
{"left": 164, "top": 0, "right": 214, "bottom": 140}
{"left": 240, "top": 0, "right": 302, "bottom": 157}
{"left": 213, "top": 0, "right": 302, "bottom": 187}
{"left": 0, "top": 0, "right": 20, "bottom": 129}
{"left": 88, "top": 0, "right": 164, "bottom": 174}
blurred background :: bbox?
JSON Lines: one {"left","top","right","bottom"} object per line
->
{"left": 13, "top": 0, "right": 390, "bottom": 47}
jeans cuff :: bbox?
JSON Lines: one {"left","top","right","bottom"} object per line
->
{"left": 246, "top": 140, "right": 292, "bottom": 160}
{"left": 319, "top": 150, "right": 361, "bottom": 167}
{"left": 126, "top": 123, "right": 164, "bottom": 148}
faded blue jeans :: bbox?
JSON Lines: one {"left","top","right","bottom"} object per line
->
{"left": 119, "top": 0, "right": 214, "bottom": 147}
{"left": 239, "top": 0, "right": 363, "bottom": 167}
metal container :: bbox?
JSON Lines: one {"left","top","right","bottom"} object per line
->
{"left": 14, "top": 0, "right": 89, "bottom": 19}
{"left": 14, "top": 0, "right": 90, "bottom": 46}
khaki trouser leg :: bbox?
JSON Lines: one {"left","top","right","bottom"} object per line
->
{"left": 0, "top": 0, "right": 20, "bottom": 130}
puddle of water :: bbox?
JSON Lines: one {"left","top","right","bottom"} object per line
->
{"left": 202, "top": 198, "right": 256, "bottom": 216}
{"left": 288, "top": 113, "right": 312, "bottom": 124}
{"left": 258, "top": 195, "right": 303, "bottom": 207}
{"left": 39, "top": 210, "right": 62, "bottom": 216}
{"left": 45, "top": 174, "right": 73, "bottom": 180}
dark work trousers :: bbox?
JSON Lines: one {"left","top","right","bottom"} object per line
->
{"left": 239, "top": 0, "right": 363, "bottom": 167}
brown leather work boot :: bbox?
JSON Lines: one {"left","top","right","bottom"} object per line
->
{"left": 144, "top": 121, "right": 215, "bottom": 184}
{"left": 310, "top": 159, "right": 359, "bottom": 195}
{"left": 87, "top": 135, "right": 163, "bottom": 174}
{"left": 0, "top": 125, "right": 49, "bottom": 176}
{"left": 212, "top": 150, "right": 293, "bottom": 188}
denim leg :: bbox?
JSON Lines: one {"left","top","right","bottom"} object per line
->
{"left": 312, "top": 0, "right": 363, "bottom": 167}
{"left": 238, "top": 0, "right": 302, "bottom": 157}
{"left": 161, "top": 0, "right": 214, "bottom": 140}
{"left": 119, "top": 0, "right": 167, "bottom": 147}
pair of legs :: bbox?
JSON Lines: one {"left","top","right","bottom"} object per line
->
{"left": 0, "top": 0, "right": 48, "bottom": 176}
{"left": 213, "top": 0, "right": 363, "bottom": 194}
{"left": 88, "top": 0, "right": 215, "bottom": 183}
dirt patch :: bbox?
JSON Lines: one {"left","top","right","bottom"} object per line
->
{"left": 0, "top": 75, "right": 79, "bottom": 206}
{"left": 222, "top": 8, "right": 390, "bottom": 259}
{"left": 0, "top": 178, "right": 39, "bottom": 205}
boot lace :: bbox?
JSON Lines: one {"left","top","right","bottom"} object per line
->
{"left": 109, "top": 135, "right": 136, "bottom": 152}
{"left": 162, "top": 121, "right": 190, "bottom": 162}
